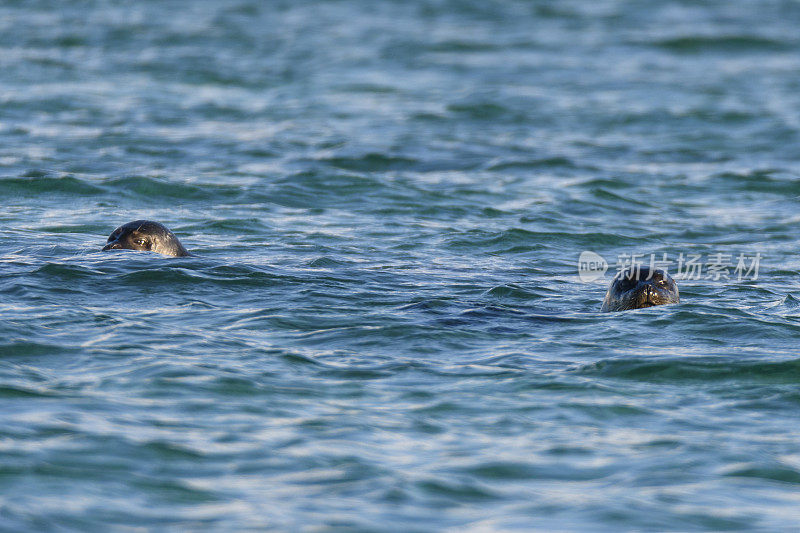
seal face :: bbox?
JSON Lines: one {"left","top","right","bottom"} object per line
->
{"left": 102, "top": 220, "right": 190, "bottom": 257}
{"left": 601, "top": 266, "right": 679, "bottom": 312}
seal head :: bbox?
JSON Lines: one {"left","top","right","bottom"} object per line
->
{"left": 601, "top": 266, "right": 679, "bottom": 312}
{"left": 102, "top": 220, "right": 190, "bottom": 257}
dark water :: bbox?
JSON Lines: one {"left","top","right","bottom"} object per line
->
{"left": 2, "top": 1, "right": 800, "bottom": 530}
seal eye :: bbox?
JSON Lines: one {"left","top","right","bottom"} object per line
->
{"left": 134, "top": 238, "right": 148, "bottom": 247}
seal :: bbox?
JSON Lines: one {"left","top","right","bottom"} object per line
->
{"left": 102, "top": 220, "right": 191, "bottom": 257}
{"left": 601, "top": 266, "right": 679, "bottom": 312}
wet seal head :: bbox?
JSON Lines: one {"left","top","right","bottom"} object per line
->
{"left": 601, "top": 266, "right": 679, "bottom": 312}
{"left": 102, "top": 220, "right": 191, "bottom": 257}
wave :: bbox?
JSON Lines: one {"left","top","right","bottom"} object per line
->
{"left": 577, "top": 356, "right": 800, "bottom": 382}
{"left": 650, "top": 35, "right": 792, "bottom": 53}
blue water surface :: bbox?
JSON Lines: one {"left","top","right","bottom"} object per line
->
{"left": 2, "top": 1, "right": 800, "bottom": 530}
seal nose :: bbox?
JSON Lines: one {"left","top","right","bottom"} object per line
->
{"left": 102, "top": 241, "right": 121, "bottom": 251}
{"left": 644, "top": 283, "right": 658, "bottom": 301}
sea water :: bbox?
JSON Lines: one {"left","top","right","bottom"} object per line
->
{"left": 2, "top": 1, "right": 800, "bottom": 530}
